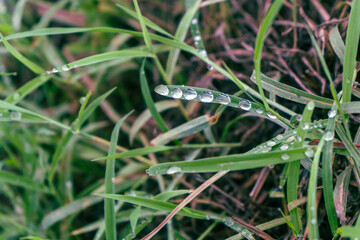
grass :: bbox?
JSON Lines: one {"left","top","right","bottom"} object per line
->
{"left": 1, "top": 0, "right": 360, "bottom": 239}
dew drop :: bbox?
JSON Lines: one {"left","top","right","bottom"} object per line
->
{"left": 268, "top": 164, "right": 274, "bottom": 169}
{"left": 310, "top": 218, "right": 317, "bottom": 224}
{"left": 327, "top": 109, "right": 336, "bottom": 118}
{"left": 62, "top": 64, "right": 70, "bottom": 71}
{"left": 166, "top": 166, "right": 182, "bottom": 174}
{"left": 184, "top": 88, "right": 197, "bottom": 100}
{"left": 145, "top": 169, "right": 150, "bottom": 174}
{"left": 266, "top": 140, "right": 276, "bottom": 147}
{"left": 263, "top": 147, "right": 272, "bottom": 153}
{"left": 267, "top": 112, "right": 277, "bottom": 119}
{"left": 224, "top": 218, "right": 234, "bottom": 227}
{"left": 307, "top": 101, "right": 315, "bottom": 111}
{"left": 51, "top": 68, "right": 58, "bottom": 73}
{"left": 296, "top": 114, "right": 303, "bottom": 122}
{"left": 171, "top": 88, "right": 183, "bottom": 99}
{"left": 154, "top": 85, "right": 169, "bottom": 96}
{"left": 305, "top": 148, "right": 315, "bottom": 158}
{"left": 207, "top": 64, "right": 214, "bottom": 71}
{"left": 256, "top": 108, "right": 264, "bottom": 114}
{"left": 194, "top": 35, "right": 201, "bottom": 41}
{"left": 239, "top": 99, "right": 251, "bottom": 111}
{"left": 302, "top": 122, "right": 310, "bottom": 130}
{"left": 200, "top": 91, "right": 214, "bottom": 102}
{"left": 281, "top": 154, "right": 290, "bottom": 160}
{"left": 324, "top": 130, "right": 334, "bottom": 141}
{"left": 12, "top": 92, "right": 20, "bottom": 100}
{"left": 66, "top": 181, "right": 72, "bottom": 188}
{"left": 0, "top": 112, "right": 3, "bottom": 117}
{"left": 198, "top": 49, "right": 207, "bottom": 58}
{"left": 276, "top": 134, "right": 284, "bottom": 140}
{"left": 346, "top": 78, "right": 351, "bottom": 84}
{"left": 215, "top": 93, "right": 231, "bottom": 105}
{"left": 286, "top": 136, "right": 295, "bottom": 142}
{"left": 295, "top": 136, "right": 302, "bottom": 142}
{"left": 80, "top": 97, "right": 86, "bottom": 104}
{"left": 191, "top": 18, "right": 198, "bottom": 25}
{"left": 310, "top": 206, "right": 315, "bottom": 211}
{"left": 9, "top": 111, "right": 21, "bottom": 121}
{"left": 111, "top": 177, "right": 115, "bottom": 183}
{"left": 241, "top": 230, "right": 247, "bottom": 236}
{"left": 280, "top": 144, "right": 289, "bottom": 150}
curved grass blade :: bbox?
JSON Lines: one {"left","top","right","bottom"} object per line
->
{"left": 0, "top": 33, "right": 44, "bottom": 74}
{"left": 329, "top": 26, "right": 345, "bottom": 62}
{"left": 342, "top": 0, "right": 360, "bottom": 103}
{"left": 147, "top": 148, "right": 309, "bottom": 175}
{"left": 340, "top": 101, "right": 360, "bottom": 114}
{"left": 333, "top": 167, "right": 352, "bottom": 225}
{"left": 75, "top": 90, "right": 92, "bottom": 133}
{"left": 0, "top": 170, "right": 50, "bottom": 193}
{"left": 105, "top": 111, "right": 133, "bottom": 240}
{"left": 253, "top": 0, "right": 285, "bottom": 110}
{"left": 133, "top": 0, "right": 153, "bottom": 52}
{"left": 336, "top": 226, "right": 360, "bottom": 238}
{"left": 151, "top": 115, "right": 216, "bottom": 146}
{"left": 154, "top": 190, "right": 192, "bottom": 202}
{"left": 97, "top": 194, "right": 207, "bottom": 219}
{"left": 130, "top": 100, "right": 178, "bottom": 144}
{"left": 250, "top": 72, "right": 333, "bottom": 109}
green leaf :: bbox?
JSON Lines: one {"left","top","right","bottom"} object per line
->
{"left": 329, "top": 26, "right": 345, "bottom": 62}
{"left": 0, "top": 170, "right": 50, "bottom": 193}
{"left": 133, "top": 0, "right": 153, "bottom": 52}
{"left": 130, "top": 206, "right": 141, "bottom": 233}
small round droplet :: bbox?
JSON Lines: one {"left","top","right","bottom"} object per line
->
{"left": 166, "top": 166, "right": 182, "bottom": 174}
{"left": 346, "top": 78, "right": 351, "bottom": 84}
{"left": 111, "top": 177, "right": 115, "bottom": 183}
{"left": 302, "top": 122, "right": 310, "bottom": 130}
{"left": 281, "top": 154, "right": 290, "bottom": 160}
{"left": 62, "top": 64, "right": 70, "bottom": 71}
{"left": 310, "top": 218, "right": 317, "bottom": 224}
{"left": 155, "top": 85, "right": 169, "bottom": 96}
{"left": 296, "top": 114, "right": 303, "bottom": 122}
{"left": 305, "top": 148, "right": 315, "bottom": 158}
{"left": 0, "top": 112, "right": 3, "bottom": 117}
{"left": 207, "top": 64, "right": 214, "bottom": 71}
{"left": 66, "top": 181, "right": 72, "bottom": 188}
{"left": 12, "top": 92, "right": 20, "bottom": 100}
{"left": 239, "top": 99, "right": 251, "bottom": 111}
{"left": 295, "top": 136, "right": 302, "bottom": 142}
{"left": 267, "top": 140, "right": 276, "bottom": 147}
{"left": 171, "top": 88, "right": 183, "bottom": 99}
{"left": 263, "top": 147, "right": 272, "bottom": 152}
{"left": 191, "top": 18, "right": 198, "bottom": 25}
{"left": 256, "top": 108, "right": 264, "bottom": 114}
{"left": 307, "top": 101, "right": 315, "bottom": 111}
{"left": 267, "top": 112, "right": 277, "bottom": 119}
{"left": 184, "top": 89, "right": 197, "bottom": 100}
{"left": 276, "top": 134, "right": 284, "bottom": 140}
{"left": 310, "top": 206, "right": 315, "bottom": 211}
{"left": 327, "top": 109, "right": 336, "bottom": 118}
{"left": 324, "top": 130, "right": 334, "bottom": 141}
{"left": 51, "top": 68, "right": 59, "bottom": 73}
{"left": 280, "top": 144, "right": 289, "bottom": 150}
{"left": 215, "top": 93, "right": 231, "bottom": 105}
{"left": 198, "top": 49, "right": 207, "bottom": 58}
{"left": 224, "top": 218, "right": 234, "bottom": 227}
{"left": 286, "top": 136, "right": 295, "bottom": 142}
{"left": 200, "top": 91, "right": 213, "bottom": 103}
{"left": 80, "top": 97, "right": 86, "bottom": 104}
{"left": 9, "top": 111, "right": 22, "bottom": 121}
{"left": 194, "top": 35, "right": 201, "bottom": 41}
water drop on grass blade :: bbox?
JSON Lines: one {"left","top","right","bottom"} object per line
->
{"left": 286, "top": 136, "right": 295, "bottom": 142}
{"left": 9, "top": 111, "right": 21, "bottom": 121}
{"left": 281, "top": 154, "right": 290, "bottom": 160}
{"left": 80, "top": 97, "right": 86, "bottom": 104}
{"left": 166, "top": 166, "right": 182, "bottom": 174}
{"left": 191, "top": 18, "right": 198, "bottom": 25}
{"left": 276, "top": 134, "right": 284, "bottom": 140}
{"left": 266, "top": 112, "right": 277, "bottom": 119}
{"left": 239, "top": 99, "right": 251, "bottom": 110}
{"left": 155, "top": 85, "right": 169, "bottom": 96}
{"left": 327, "top": 109, "right": 336, "bottom": 118}
{"left": 305, "top": 148, "right": 315, "bottom": 157}
{"left": 200, "top": 91, "right": 214, "bottom": 102}
{"left": 224, "top": 218, "right": 234, "bottom": 227}
{"left": 171, "top": 88, "right": 183, "bottom": 99}
{"left": 194, "top": 35, "right": 201, "bottom": 41}
{"left": 215, "top": 93, "right": 230, "bottom": 105}
{"left": 13, "top": 92, "right": 20, "bottom": 100}
{"left": 256, "top": 108, "right": 264, "bottom": 114}
{"left": 198, "top": 49, "right": 207, "bottom": 58}
{"left": 266, "top": 140, "right": 276, "bottom": 147}
{"left": 307, "top": 101, "right": 315, "bottom": 110}
{"left": 62, "top": 64, "right": 70, "bottom": 71}
{"left": 280, "top": 144, "right": 289, "bottom": 150}
{"left": 184, "top": 89, "right": 197, "bottom": 100}
{"left": 324, "top": 130, "right": 334, "bottom": 141}
{"left": 207, "top": 64, "right": 214, "bottom": 71}
{"left": 310, "top": 219, "right": 317, "bottom": 224}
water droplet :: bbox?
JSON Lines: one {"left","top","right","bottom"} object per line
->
{"left": 145, "top": 169, "right": 150, "bottom": 174}
{"left": 215, "top": 93, "right": 230, "bottom": 105}
{"left": 324, "top": 130, "right": 334, "bottom": 141}
{"left": 280, "top": 144, "right": 289, "bottom": 150}
{"left": 154, "top": 85, "right": 169, "bottom": 96}
{"left": 263, "top": 147, "right": 272, "bottom": 152}
{"left": 286, "top": 136, "right": 295, "bottom": 142}
{"left": 200, "top": 91, "right": 213, "bottom": 102}
{"left": 0, "top": 112, "right": 3, "bottom": 117}
{"left": 111, "top": 177, "right": 115, "bottom": 183}
{"left": 171, "top": 88, "right": 183, "bottom": 99}
{"left": 9, "top": 111, "right": 22, "bottom": 121}
{"left": 310, "top": 218, "right": 317, "bottom": 224}
{"left": 328, "top": 109, "right": 336, "bottom": 118}
{"left": 267, "top": 140, "right": 276, "bottom": 147}
{"left": 80, "top": 97, "right": 86, "bottom": 104}
{"left": 207, "top": 64, "right": 214, "bottom": 71}
{"left": 66, "top": 181, "right": 72, "bottom": 188}
{"left": 206, "top": 215, "right": 211, "bottom": 220}
{"left": 239, "top": 99, "right": 251, "bottom": 110}
{"left": 276, "top": 134, "right": 284, "bottom": 140}
{"left": 268, "top": 164, "right": 274, "bottom": 169}
{"left": 307, "top": 101, "right": 315, "bottom": 111}
{"left": 224, "top": 218, "right": 234, "bottom": 227}
{"left": 198, "top": 49, "right": 207, "bottom": 58}
{"left": 346, "top": 78, "right": 351, "bottom": 84}
{"left": 295, "top": 136, "right": 302, "bottom": 142}
{"left": 310, "top": 206, "right": 315, "bottom": 211}
{"left": 302, "top": 122, "right": 310, "bottom": 130}
{"left": 194, "top": 35, "right": 201, "bottom": 41}
{"left": 184, "top": 89, "right": 197, "bottom": 100}
{"left": 281, "top": 154, "right": 290, "bottom": 160}
{"left": 305, "top": 148, "right": 315, "bottom": 158}
{"left": 267, "top": 112, "right": 277, "bottom": 119}
{"left": 256, "top": 108, "right": 264, "bottom": 114}
{"left": 191, "top": 18, "right": 198, "bottom": 25}
{"left": 296, "top": 114, "right": 303, "bottom": 122}
{"left": 51, "top": 68, "right": 58, "bottom": 73}
{"left": 241, "top": 230, "right": 247, "bottom": 236}
{"left": 62, "top": 64, "right": 70, "bottom": 71}
{"left": 12, "top": 92, "right": 20, "bottom": 100}
{"left": 166, "top": 166, "right": 182, "bottom": 174}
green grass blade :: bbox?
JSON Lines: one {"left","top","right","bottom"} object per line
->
{"left": 151, "top": 115, "right": 215, "bottom": 146}
{"left": 154, "top": 190, "right": 192, "bottom": 202}
{"left": 130, "top": 206, "right": 141, "bottom": 233}
{"left": 333, "top": 167, "right": 352, "bottom": 226}
{"left": 5, "top": 75, "right": 51, "bottom": 104}
{"left": 147, "top": 147, "right": 309, "bottom": 175}
{"left": 116, "top": 4, "right": 173, "bottom": 38}
{"left": 105, "top": 111, "right": 133, "bottom": 240}
{"left": 133, "top": 0, "right": 153, "bottom": 52}
{"left": 307, "top": 138, "right": 325, "bottom": 240}
{"left": 329, "top": 26, "right": 345, "bottom": 62}
{"left": 341, "top": 102, "right": 360, "bottom": 114}
{"left": 98, "top": 194, "right": 207, "bottom": 219}
{"left": 336, "top": 226, "right": 360, "bottom": 238}
{"left": 140, "top": 59, "right": 169, "bottom": 133}
{"left": 75, "top": 90, "right": 92, "bottom": 133}
{"left": 0, "top": 33, "right": 44, "bottom": 74}
{"left": 342, "top": 0, "right": 360, "bottom": 103}
{"left": 253, "top": 0, "right": 285, "bottom": 110}
{"left": 0, "top": 170, "right": 50, "bottom": 193}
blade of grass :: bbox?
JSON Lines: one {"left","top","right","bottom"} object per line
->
{"left": 75, "top": 90, "right": 92, "bottom": 133}
{"left": 342, "top": 0, "right": 360, "bottom": 103}
{"left": 133, "top": 0, "right": 153, "bottom": 52}
{"left": 329, "top": 26, "right": 345, "bottom": 62}
{"left": 0, "top": 33, "right": 44, "bottom": 74}
{"left": 254, "top": 0, "right": 285, "bottom": 111}
{"left": 105, "top": 111, "right": 133, "bottom": 240}
{"left": 0, "top": 170, "right": 50, "bottom": 193}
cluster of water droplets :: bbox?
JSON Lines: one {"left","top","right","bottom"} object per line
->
{"left": 44, "top": 64, "right": 72, "bottom": 75}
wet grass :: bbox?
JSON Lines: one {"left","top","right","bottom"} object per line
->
{"left": 1, "top": 0, "right": 360, "bottom": 239}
